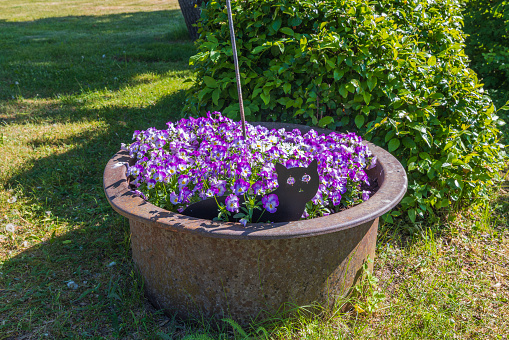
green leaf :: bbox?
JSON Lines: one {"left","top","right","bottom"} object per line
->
{"left": 363, "top": 92, "right": 371, "bottom": 105}
{"left": 385, "top": 130, "right": 395, "bottom": 142}
{"left": 203, "top": 76, "right": 218, "bottom": 88}
{"left": 402, "top": 137, "right": 416, "bottom": 149}
{"left": 260, "top": 92, "right": 270, "bottom": 105}
{"left": 383, "top": 213, "right": 394, "bottom": 224}
{"left": 367, "top": 77, "right": 377, "bottom": 91}
{"left": 401, "top": 197, "right": 415, "bottom": 205}
{"left": 408, "top": 209, "right": 416, "bottom": 223}
{"left": 198, "top": 88, "right": 211, "bottom": 101}
{"left": 419, "top": 152, "right": 430, "bottom": 160}
{"left": 252, "top": 46, "right": 267, "bottom": 54}
{"left": 212, "top": 88, "right": 220, "bottom": 106}
{"left": 427, "top": 56, "right": 436, "bottom": 66}
{"left": 351, "top": 79, "right": 361, "bottom": 88}
{"left": 339, "top": 84, "right": 348, "bottom": 98}
{"left": 437, "top": 199, "right": 449, "bottom": 208}
{"left": 334, "top": 69, "right": 344, "bottom": 81}
{"left": 355, "top": 115, "right": 365, "bottom": 128}
{"left": 388, "top": 138, "right": 400, "bottom": 152}
{"left": 443, "top": 141, "right": 454, "bottom": 151}
{"left": 280, "top": 27, "right": 294, "bottom": 35}
{"left": 283, "top": 83, "right": 291, "bottom": 94}
{"left": 272, "top": 18, "right": 282, "bottom": 32}
{"left": 319, "top": 116, "right": 334, "bottom": 127}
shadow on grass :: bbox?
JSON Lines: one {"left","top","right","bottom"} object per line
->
{"left": 0, "top": 92, "right": 197, "bottom": 337}
{"left": 0, "top": 9, "right": 195, "bottom": 101}
{"left": 0, "top": 5, "right": 212, "bottom": 337}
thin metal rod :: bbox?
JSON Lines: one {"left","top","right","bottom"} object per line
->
{"left": 225, "top": 0, "right": 246, "bottom": 139}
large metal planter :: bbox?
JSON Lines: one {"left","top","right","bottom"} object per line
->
{"left": 103, "top": 122, "right": 407, "bottom": 324}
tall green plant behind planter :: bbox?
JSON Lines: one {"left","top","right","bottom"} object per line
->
{"left": 184, "top": 0, "right": 507, "bottom": 223}
{"left": 463, "top": 0, "right": 509, "bottom": 110}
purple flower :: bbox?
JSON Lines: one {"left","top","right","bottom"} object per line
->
{"left": 153, "top": 171, "right": 166, "bottom": 183}
{"left": 262, "top": 194, "right": 279, "bottom": 213}
{"left": 180, "top": 187, "right": 192, "bottom": 202}
{"left": 178, "top": 175, "right": 190, "bottom": 188}
{"left": 285, "top": 159, "right": 299, "bottom": 169}
{"left": 332, "top": 192, "right": 342, "bottom": 206}
{"left": 362, "top": 190, "right": 370, "bottom": 201}
{"left": 166, "top": 163, "right": 178, "bottom": 177}
{"left": 233, "top": 178, "right": 250, "bottom": 195}
{"left": 252, "top": 181, "right": 263, "bottom": 195}
{"left": 146, "top": 179, "right": 156, "bottom": 190}
{"left": 155, "top": 139, "right": 166, "bottom": 148}
{"left": 237, "top": 162, "right": 251, "bottom": 178}
{"left": 125, "top": 111, "right": 374, "bottom": 221}
{"left": 131, "top": 190, "right": 146, "bottom": 200}
{"left": 225, "top": 194, "right": 239, "bottom": 213}
{"left": 211, "top": 179, "right": 227, "bottom": 196}
{"left": 239, "top": 218, "right": 247, "bottom": 226}
{"left": 169, "top": 192, "right": 180, "bottom": 204}
{"left": 132, "top": 130, "right": 141, "bottom": 140}
{"left": 128, "top": 164, "right": 143, "bottom": 177}
{"left": 367, "top": 156, "right": 377, "bottom": 170}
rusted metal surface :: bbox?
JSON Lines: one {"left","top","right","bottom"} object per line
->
{"left": 103, "top": 122, "right": 407, "bottom": 323}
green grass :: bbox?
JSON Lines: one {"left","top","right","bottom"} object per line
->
{"left": 0, "top": 0, "right": 508, "bottom": 339}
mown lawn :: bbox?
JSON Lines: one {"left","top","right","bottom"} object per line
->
{"left": 0, "top": 0, "right": 508, "bottom": 339}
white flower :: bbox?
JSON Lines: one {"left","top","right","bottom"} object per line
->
{"left": 267, "top": 135, "right": 278, "bottom": 143}
{"left": 5, "top": 223, "right": 15, "bottom": 233}
{"left": 7, "top": 197, "right": 16, "bottom": 204}
{"left": 107, "top": 261, "right": 116, "bottom": 267}
{"left": 45, "top": 211, "right": 51, "bottom": 216}
{"left": 67, "top": 281, "right": 79, "bottom": 289}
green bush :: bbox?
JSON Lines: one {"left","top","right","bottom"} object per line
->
{"left": 184, "top": 0, "right": 507, "bottom": 223}
{"left": 463, "top": 0, "right": 509, "bottom": 110}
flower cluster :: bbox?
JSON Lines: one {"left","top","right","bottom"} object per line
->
{"left": 124, "top": 112, "right": 376, "bottom": 223}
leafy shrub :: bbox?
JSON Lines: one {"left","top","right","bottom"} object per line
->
{"left": 463, "top": 0, "right": 509, "bottom": 110}
{"left": 184, "top": 0, "right": 507, "bottom": 223}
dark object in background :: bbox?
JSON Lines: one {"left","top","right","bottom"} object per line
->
{"left": 178, "top": 0, "right": 204, "bottom": 40}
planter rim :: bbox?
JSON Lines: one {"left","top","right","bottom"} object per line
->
{"left": 104, "top": 122, "right": 407, "bottom": 240}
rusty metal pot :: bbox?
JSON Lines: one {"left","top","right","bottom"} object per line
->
{"left": 103, "top": 122, "right": 407, "bottom": 324}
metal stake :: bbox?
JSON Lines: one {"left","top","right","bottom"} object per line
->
{"left": 225, "top": 0, "right": 246, "bottom": 139}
